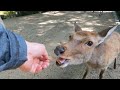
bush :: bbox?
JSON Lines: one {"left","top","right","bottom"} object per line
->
{"left": 0, "top": 11, "right": 41, "bottom": 19}
{"left": 0, "top": 11, "right": 17, "bottom": 19}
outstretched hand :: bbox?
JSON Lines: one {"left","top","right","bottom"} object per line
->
{"left": 19, "top": 41, "right": 49, "bottom": 73}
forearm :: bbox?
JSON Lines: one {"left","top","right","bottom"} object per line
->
{"left": 0, "top": 23, "right": 27, "bottom": 71}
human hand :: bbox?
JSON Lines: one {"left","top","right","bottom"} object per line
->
{"left": 19, "top": 41, "right": 49, "bottom": 73}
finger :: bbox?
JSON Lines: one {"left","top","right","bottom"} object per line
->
{"left": 44, "top": 60, "right": 50, "bottom": 64}
{"left": 35, "top": 65, "right": 42, "bottom": 73}
{"left": 42, "top": 49, "right": 49, "bottom": 60}
{"left": 42, "top": 64, "right": 48, "bottom": 69}
{"left": 32, "top": 59, "right": 43, "bottom": 73}
{"left": 42, "top": 63, "right": 49, "bottom": 69}
{"left": 31, "top": 58, "right": 40, "bottom": 72}
{"left": 30, "top": 63, "right": 39, "bottom": 73}
{"left": 42, "top": 60, "right": 49, "bottom": 63}
{"left": 40, "top": 55, "right": 49, "bottom": 62}
{"left": 39, "top": 61, "right": 43, "bottom": 65}
{"left": 41, "top": 62, "right": 50, "bottom": 69}
{"left": 45, "top": 62, "right": 50, "bottom": 66}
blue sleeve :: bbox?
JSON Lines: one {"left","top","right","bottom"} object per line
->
{"left": 0, "top": 23, "right": 27, "bottom": 71}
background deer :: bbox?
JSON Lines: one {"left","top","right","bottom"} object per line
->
{"left": 54, "top": 22, "right": 120, "bottom": 79}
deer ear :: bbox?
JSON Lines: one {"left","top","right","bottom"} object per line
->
{"left": 74, "top": 22, "right": 82, "bottom": 32}
{"left": 98, "top": 25, "right": 119, "bottom": 45}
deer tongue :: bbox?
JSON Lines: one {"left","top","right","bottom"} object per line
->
{"left": 57, "top": 57, "right": 66, "bottom": 64}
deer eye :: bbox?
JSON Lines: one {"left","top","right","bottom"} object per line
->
{"left": 86, "top": 41, "right": 93, "bottom": 46}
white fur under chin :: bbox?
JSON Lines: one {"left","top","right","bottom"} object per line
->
{"left": 60, "top": 62, "right": 69, "bottom": 68}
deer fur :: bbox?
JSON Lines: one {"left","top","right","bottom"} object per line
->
{"left": 54, "top": 22, "right": 120, "bottom": 79}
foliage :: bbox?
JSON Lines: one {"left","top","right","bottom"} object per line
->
{"left": 0, "top": 11, "right": 41, "bottom": 19}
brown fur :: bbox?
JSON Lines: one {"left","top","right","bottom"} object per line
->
{"left": 55, "top": 23, "right": 120, "bottom": 79}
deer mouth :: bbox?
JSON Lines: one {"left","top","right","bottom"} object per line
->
{"left": 56, "top": 57, "right": 69, "bottom": 67}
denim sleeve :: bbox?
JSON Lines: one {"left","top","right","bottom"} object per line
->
{"left": 0, "top": 24, "right": 27, "bottom": 71}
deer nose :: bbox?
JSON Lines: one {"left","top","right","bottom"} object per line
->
{"left": 54, "top": 46, "right": 65, "bottom": 56}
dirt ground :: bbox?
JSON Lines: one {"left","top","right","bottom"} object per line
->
{"left": 1, "top": 11, "right": 120, "bottom": 79}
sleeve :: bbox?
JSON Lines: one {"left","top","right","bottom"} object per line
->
{"left": 0, "top": 23, "right": 27, "bottom": 72}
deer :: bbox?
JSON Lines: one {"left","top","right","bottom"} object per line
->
{"left": 54, "top": 22, "right": 120, "bottom": 79}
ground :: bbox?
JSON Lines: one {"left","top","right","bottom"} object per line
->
{"left": 0, "top": 11, "right": 120, "bottom": 79}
